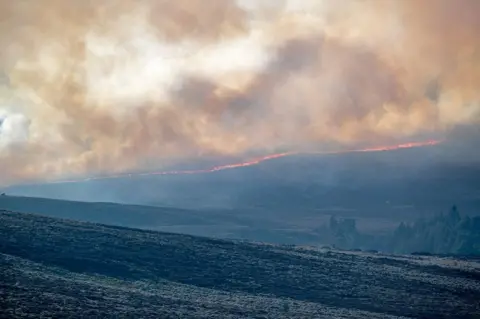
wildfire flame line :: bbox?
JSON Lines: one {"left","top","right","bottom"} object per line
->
{"left": 29, "top": 139, "right": 443, "bottom": 186}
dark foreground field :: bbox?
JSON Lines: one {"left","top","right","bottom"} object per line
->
{"left": 1, "top": 210, "right": 479, "bottom": 318}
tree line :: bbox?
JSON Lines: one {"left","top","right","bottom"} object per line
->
{"left": 316, "top": 206, "right": 480, "bottom": 255}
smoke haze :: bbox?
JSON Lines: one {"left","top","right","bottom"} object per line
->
{"left": 0, "top": 0, "right": 479, "bottom": 185}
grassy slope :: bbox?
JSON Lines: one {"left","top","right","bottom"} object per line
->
{"left": 1, "top": 210, "right": 479, "bottom": 318}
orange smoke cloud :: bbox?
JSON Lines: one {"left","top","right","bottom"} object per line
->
{"left": 0, "top": 0, "right": 479, "bottom": 185}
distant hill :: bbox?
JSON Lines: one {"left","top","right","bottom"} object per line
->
{"left": 0, "top": 195, "right": 231, "bottom": 228}
{"left": 1, "top": 210, "right": 479, "bottom": 318}
{"left": 0, "top": 195, "right": 319, "bottom": 245}
{"left": 6, "top": 145, "right": 480, "bottom": 223}
{"left": 2, "top": 195, "right": 478, "bottom": 256}
{"left": 0, "top": 195, "right": 209, "bottom": 227}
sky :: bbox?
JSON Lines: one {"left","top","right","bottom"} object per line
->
{"left": 0, "top": 0, "right": 479, "bottom": 186}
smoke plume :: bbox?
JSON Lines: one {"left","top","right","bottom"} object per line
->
{"left": 0, "top": 0, "right": 479, "bottom": 185}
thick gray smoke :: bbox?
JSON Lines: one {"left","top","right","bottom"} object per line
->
{"left": 0, "top": 0, "right": 479, "bottom": 185}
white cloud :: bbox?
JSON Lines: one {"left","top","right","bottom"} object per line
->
{"left": 0, "top": 110, "right": 30, "bottom": 149}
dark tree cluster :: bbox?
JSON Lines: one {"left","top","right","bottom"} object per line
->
{"left": 318, "top": 206, "right": 480, "bottom": 256}
{"left": 315, "top": 216, "right": 370, "bottom": 251}
{"left": 388, "top": 206, "right": 480, "bottom": 255}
